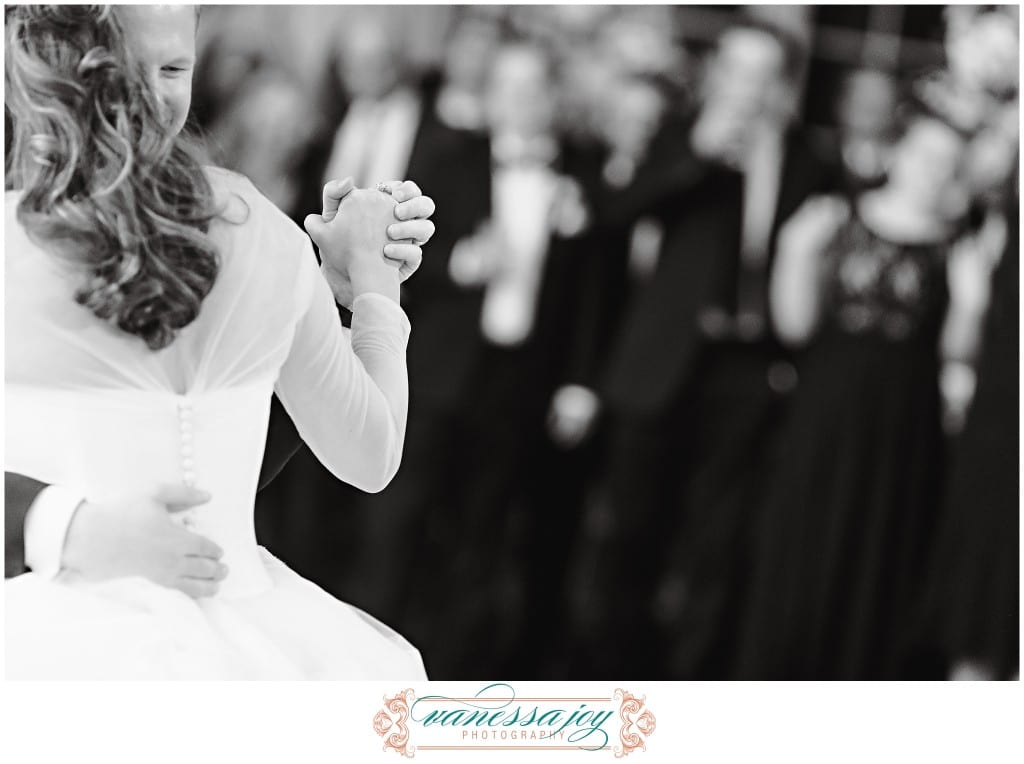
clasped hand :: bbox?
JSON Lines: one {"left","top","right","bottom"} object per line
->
{"left": 304, "top": 178, "right": 436, "bottom": 307}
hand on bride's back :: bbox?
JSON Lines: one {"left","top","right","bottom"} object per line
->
{"left": 61, "top": 485, "right": 228, "bottom": 599}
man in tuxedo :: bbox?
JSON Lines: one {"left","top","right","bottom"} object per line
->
{"left": 5, "top": 181, "right": 437, "bottom": 588}
{"left": 416, "top": 41, "right": 595, "bottom": 677}
{"left": 587, "top": 19, "right": 841, "bottom": 678}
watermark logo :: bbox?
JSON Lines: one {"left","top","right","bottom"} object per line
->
{"left": 373, "top": 683, "right": 656, "bottom": 757}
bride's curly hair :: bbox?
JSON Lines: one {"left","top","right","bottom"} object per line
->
{"left": 5, "top": 5, "right": 220, "bottom": 351}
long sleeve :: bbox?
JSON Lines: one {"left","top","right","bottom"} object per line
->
{"left": 5, "top": 473, "right": 83, "bottom": 579}
{"left": 274, "top": 254, "right": 411, "bottom": 493}
{"left": 256, "top": 395, "right": 304, "bottom": 492}
{"left": 23, "top": 485, "right": 84, "bottom": 579}
{"left": 5, "top": 472, "right": 45, "bottom": 577}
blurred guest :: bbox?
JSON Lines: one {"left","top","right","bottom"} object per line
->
{"left": 547, "top": 73, "right": 669, "bottom": 450}
{"left": 835, "top": 68, "right": 900, "bottom": 191}
{"left": 923, "top": 6, "right": 1019, "bottom": 681}
{"left": 312, "top": 18, "right": 422, "bottom": 193}
{"left": 932, "top": 181, "right": 1018, "bottom": 681}
{"left": 595, "top": 8, "right": 689, "bottom": 90}
{"left": 190, "top": 5, "right": 271, "bottom": 131}
{"left": 209, "top": 72, "right": 319, "bottom": 219}
{"left": 738, "top": 106, "right": 971, "bottom": 679}
{"left": 542, "top": 73, "right": 672, "bottom": 678}
{"left": 433, "top": 13, "right": 501, "bottom": 132}
{"left": 584, "top": 18, "right": 839, "bottom": 678}
{"left": 439, "top": 40, "right": 591, "bottom": 677}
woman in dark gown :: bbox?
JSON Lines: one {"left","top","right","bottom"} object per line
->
{"left": 736, "top": 113, "right": 969, "bottom": 679}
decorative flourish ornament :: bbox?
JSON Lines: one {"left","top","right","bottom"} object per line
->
{"left": 613, "top": 688, "right": 657, "bottom": 757}
{"left": 374, "top": 688, "right": 416, "bottom": 758}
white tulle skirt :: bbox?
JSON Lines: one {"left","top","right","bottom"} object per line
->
{"left": 5, "top": 548, "right": 427, "bottom": 680}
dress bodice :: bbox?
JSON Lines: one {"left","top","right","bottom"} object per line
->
{"left": 6, "top": 385, "right": 276, "bottom": 595}
{"left": 821, "top": 214, "right": 950, "bottom": 343}
{"left": 5, "top": 168, "right": 411, "bottom": 599}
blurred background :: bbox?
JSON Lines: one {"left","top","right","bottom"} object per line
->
{"left": 192, "top": 4, "right": 1019, "bottom": 681}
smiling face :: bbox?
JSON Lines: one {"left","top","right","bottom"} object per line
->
{"left": 116, "top": 5, "right": 197, "bottom": 136}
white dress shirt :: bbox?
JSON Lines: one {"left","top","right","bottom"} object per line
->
{"left": 322, "top": 88, "right": 422, "bottom": 188}
{"left": 22, "top": 485, "right": 84, "bottom": 579}
{"left": 480, "top": 139, "right": 560, "bottom": 347}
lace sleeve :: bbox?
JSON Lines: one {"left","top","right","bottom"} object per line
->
{"left": 274, "top": 237, "right": 410, "bottom": 493}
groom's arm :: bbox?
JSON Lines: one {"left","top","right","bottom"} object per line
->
{"left": 258, "top": 395, "right": 304, "bottom": 491}
{"left": 5, "top": 473, "right": 44, "bottom": 577}
{"left": 4, "top": 473, "right": 82, "bottom": 579}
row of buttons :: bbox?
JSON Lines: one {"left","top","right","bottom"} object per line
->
{"left": 178, "top": 399, "right": 196, "bottom": 528}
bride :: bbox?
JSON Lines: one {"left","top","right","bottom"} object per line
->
{"left": 5, "top": 5, "right": 436, "bottom": 679}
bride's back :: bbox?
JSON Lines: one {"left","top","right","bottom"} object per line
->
{"left": 5, "top": 168, "right": 313, "bottom": 396}
{"left": 5, "top": 169, "right": 321, "bottom": 597}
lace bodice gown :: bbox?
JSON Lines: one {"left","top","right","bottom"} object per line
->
{"left": 736, "top": 213, "right": 950, "bottom": 679}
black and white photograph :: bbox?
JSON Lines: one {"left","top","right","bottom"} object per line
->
{"left": 3, "top": 1, "right": 1019, "bottom": 693}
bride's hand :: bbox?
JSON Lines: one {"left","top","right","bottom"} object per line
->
{"left": 305, "top": 179, "right": 435, "bottom": 307}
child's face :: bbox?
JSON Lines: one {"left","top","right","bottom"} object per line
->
{"left": 117, "top": 5, "right": 197, "bottom": 137}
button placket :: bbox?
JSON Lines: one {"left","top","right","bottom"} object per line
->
{"left": 177, "top": 398, "right": 197, "bottom": 527}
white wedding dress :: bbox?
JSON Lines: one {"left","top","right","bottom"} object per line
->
{"left": 4, "top": 168, "right": 427, "bottom": 680}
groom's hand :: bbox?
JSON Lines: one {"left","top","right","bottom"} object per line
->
{"left": 306, "top": 179, "right": 435, "bottom": 307}
{"left": 378, "top": 180, "right": 436, "bottom": 280}
{"left": 306, "top": 186, "right": 403, "bottom": 304}
{"left": 61, "top": 485, "right": 228, "bottom": 599}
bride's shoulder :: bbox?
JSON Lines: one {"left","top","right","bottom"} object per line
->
{"left": 204, "top": 165, "right": 288, "bottom": 224}
{"left": 203, "top": 166, "right": 311, "bottom": 262}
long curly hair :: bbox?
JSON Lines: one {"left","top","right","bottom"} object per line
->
{"left": 5, "top": 5, "right": 220, "bottom": 351}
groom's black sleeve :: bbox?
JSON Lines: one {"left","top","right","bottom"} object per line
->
{"left": 5, "top": 473, "right": 45, "bottom": 577}
{"left": 257, "top": 394, "right": 305, "bottom": 492}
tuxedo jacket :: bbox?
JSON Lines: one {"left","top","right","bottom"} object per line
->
{"left": 556, "top": 140, "right": 651, "bottom": 392}
{"left": 401, "top": 80, "right": 492, "bottom": 412}
{"left": 478, "top": 139, "right": 609, "bottom": 410}
{"left": 597, "top": 116, "right": 841, "bottom": 417}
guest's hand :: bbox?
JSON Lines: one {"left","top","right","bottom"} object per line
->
{"left": 61, "top": 485, "right": 228, "bottom": 599}
{"left": 306, "top": 179, "right": 435, "bottom": 307}
{"left": 547, "top": 385, "right": 601, "bottom": 449}
{"left": 449, "top": 221, "right": 500, "bottom": 287}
